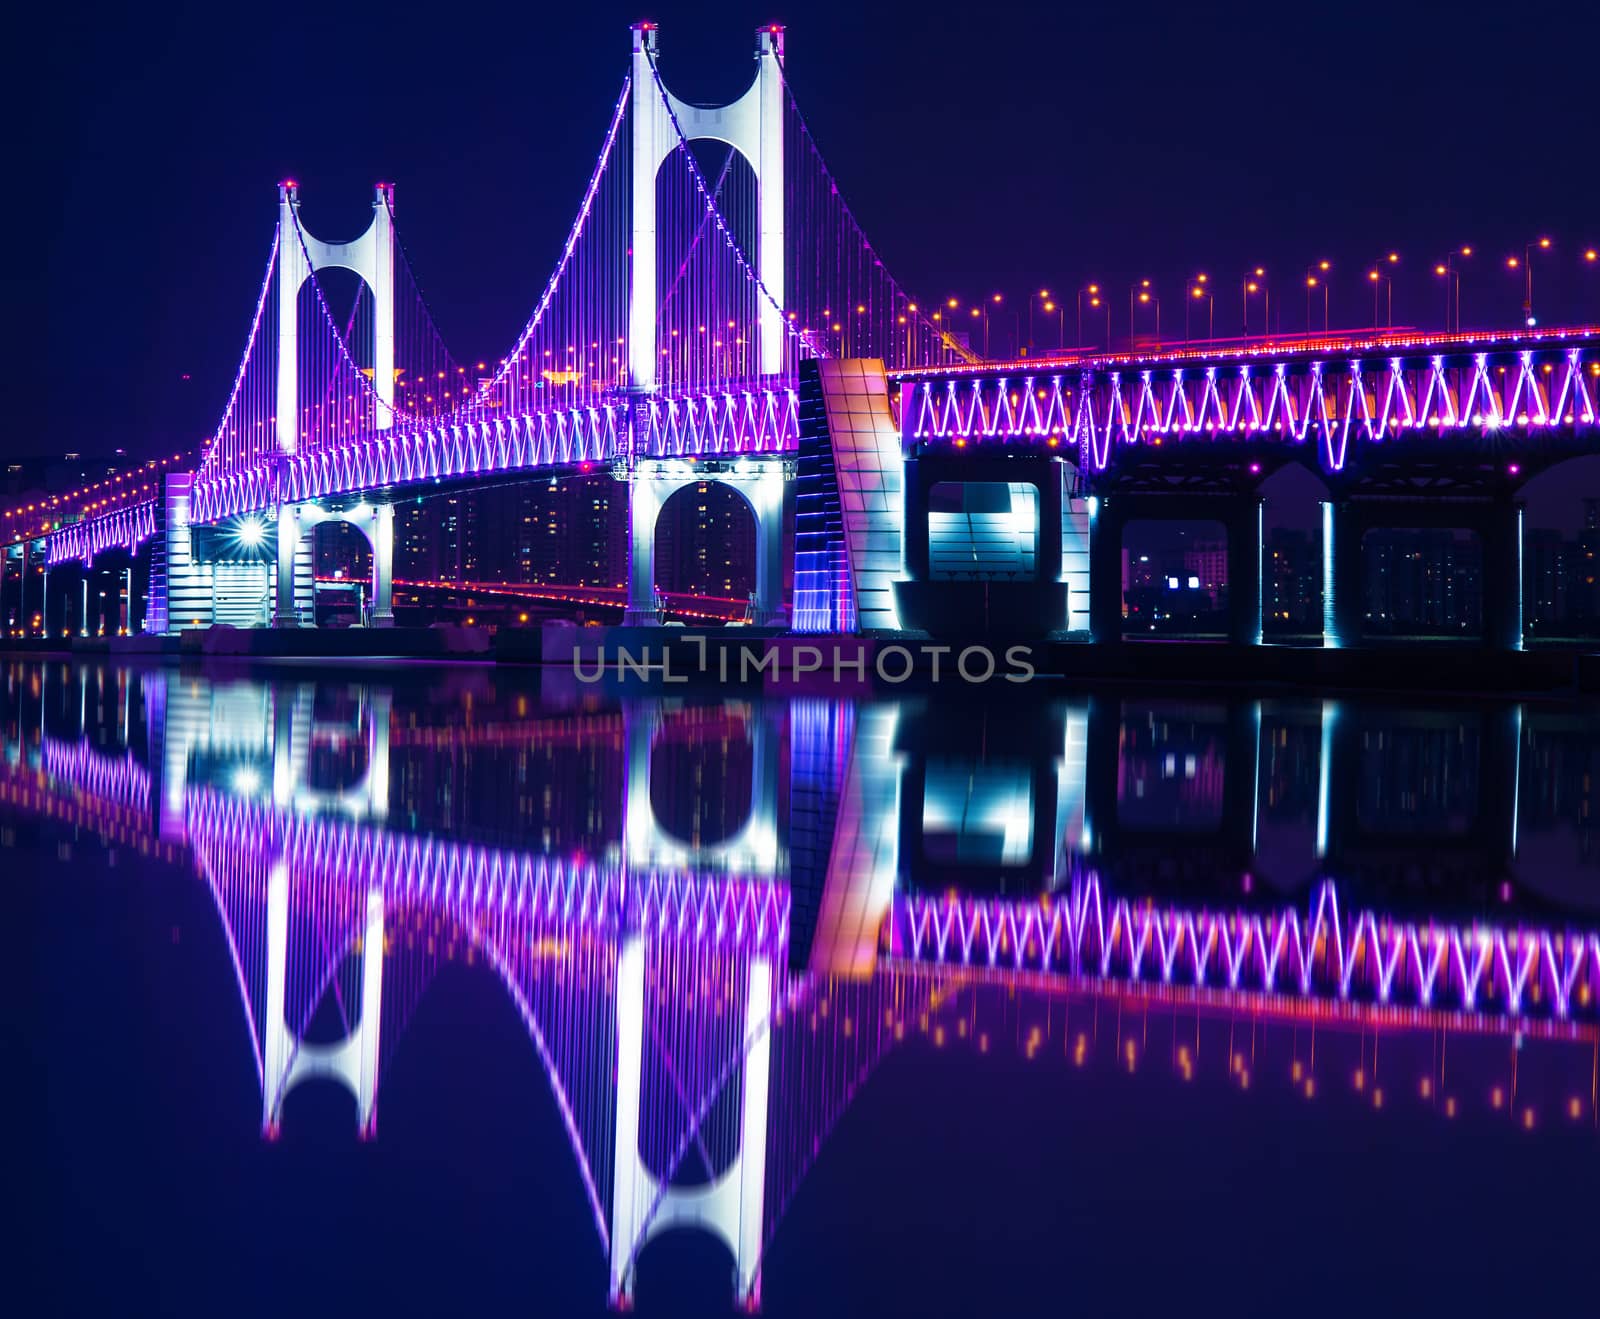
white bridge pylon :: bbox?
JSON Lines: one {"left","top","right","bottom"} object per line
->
{"left": 629, "top": 22, "right": 785, "bottom": 392}
{"left": 276, "top": 180, "right": 396, "bottom": 454}
{"left": 609, "top": 935, "right": 773, "bottom": 1308}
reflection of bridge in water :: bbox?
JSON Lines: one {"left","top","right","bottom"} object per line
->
{"left": 4, "top": 662, "right": 1599, "bottom": 1308}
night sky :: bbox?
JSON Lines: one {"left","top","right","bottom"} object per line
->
{"left": 15, "top": 0, "right": 1600, "bottom": 480}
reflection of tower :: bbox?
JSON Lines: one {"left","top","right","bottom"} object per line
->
{"left": 262, "top": 863, "right": 385, "bottom": 1138}
{"left": 624, "top": 703, "right": 781, "bottom": 874}
{"left": 609, "top": 934, "right": 772, "bottom": 1308}
{"left": 270, "top": 684, "right": 391, "bottom": 820}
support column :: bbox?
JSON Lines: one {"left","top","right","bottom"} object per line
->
{"left": 41, "top": 563, "right": 49, "bottom": 638}
{"left": 628, "top": 24, "right": 662, "bottom": 393}
{"left": 754, "top": 26, "right": 785, "bottom": 378}
{"left": 623, "top": 474, "right": 664, "bottom": 625}
{"left": 1321, "top": 499, "right": 1362, "bottom": 649}
{"left": 1087, "top": 496, "right": 1123, "bottom": 644}
{"left": 1227, "top": 495, "right": 1264, "bottom": 646}
{"left": 274, "top": 504, "right": 300, "bottom": 626}
{"left": 1483, "top": 498, "right": 1525, "bottom": 652}
{"left": 370, "top": 503, "right": 394, "bottom": 626}
{"left": 276, "top": 183, "right": 306, "bottom": 456}
{"left": 751, "top": 465, "right": 788, "bottom": 627}
{"left": 370, "top": 185, "right": 396, "bottom": 429}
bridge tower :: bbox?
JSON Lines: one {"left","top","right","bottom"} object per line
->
{"left": 620, "top": 25, "right": 790, "bottom": 627}
{"left": 268, "top": 184, "right": 398, "bottom": 629}
{"left": 628, "top": 22, "right": 785, "bottom": 392}
{"left": 275, "top": 181, "right": 397, "bottom": 452}
{"left": 608, "top": 934, "right": 773, "bottom": 1308}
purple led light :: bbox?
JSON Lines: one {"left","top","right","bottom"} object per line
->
{"left": 891, "top": 876, "right": 1598, "bottom": 1027}
{"left": 898, "top": 334, "right": 1600, "bottom": 475}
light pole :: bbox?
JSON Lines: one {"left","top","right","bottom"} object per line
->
{"left": 1367, "top": 253, "right": 1398, "bottom": 328}
{"left": 1081, "top": 283, "right": 1107, "bottom": 347}
{"left": 1304, "top": 260, "right": 1330, "bottom": 331}
{"left": 1435, "top": 247, "right": 1473, "bottom": 331}
{"left": 1187, "top": 273, "right": 1213, "bottom": 342}
{"left": 970, "top": 304, "right": 985, "bottom": 357}
{"left": 1030, "top": 290, "right": 1052, "bottom": 356}
{"left": 1241, "top": 267, "right": 1267, "bottom": 335}
{"left": 1041, "top": 297, "right": 1063, "bottom": 351}
{"left": 1516, "top": 237, "right": 1551, "bottom": 326}
{"left": 1587, "top": 250, "right": 1600, "bottom": 322}
{"left": 990, "top": 292, "right": 1003, "bottom": 356}
{"left": 1130, "top": 282, "right": 1159, "bottom": 348}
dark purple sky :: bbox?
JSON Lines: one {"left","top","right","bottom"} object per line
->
{"left": 12, "top": 0, "right": 1600, "bottom": 473}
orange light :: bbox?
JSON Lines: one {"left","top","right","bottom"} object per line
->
{"left": 1306, "top": 276, "right": 1317, "bottom": 287}
{"left": 1539, "top": 237, "right": 1552, "bottom": 249}
{"left": 1368, "top": 269, "right": 1380, "bottom": 281}
{"left": 1588, "top": 250, "right": 1599, "bottom": 262}
{"left": 1318, "top": 259, "right": 1330, "bottom": 271}
{"left": 1192, "top": 287, "right": 1204, "bottom": 298}
{"left": 1388, "top": 252, "right": 1400, "bottom": 263}
{"left": 1435, "top": 264, "right": 1448, "bottom": 276}
{"left": 1507, "top": 256, "right": 1519, "bottom": 269}
{"left": 1461, "top": 245, "right": 1474, "bottom": 256}
{"left": 1138, "top": 291, "right": 1150, "bottom": 303}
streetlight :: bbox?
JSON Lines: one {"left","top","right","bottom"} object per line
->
{"left": 1029, "top": 289, "right": 1052, "bottom": 356}
{"left": 1367, "top": 253, "right": 1398, "bottom": 328}
{"left": 1436, "top": 246, "right": 1473, "bottom": 331}
{"left": 1188, "top": 280, "right": 1213, "bottom": 342}
{"left": 1304, "top": 260, "right": 1331, "bottom": 332}
{"left": 1077, "top": 284, "right": 1103, "bottom": 349}
{"left": 970, "top": 304, "right": 987, "bottom": 357}
{"left": 1516, "top": 237, "right": 1551, "bottom": 326}
{"left": 1242, "top": 267, "right": 1267, "bottom": 336}
{"left": 1585, "top": 250, "right": 1599, "bottom": 323}
{"left": 1129, "top": 280, "right": 1159, "bottom": 347}
{"left": 1041, "top": 298, "right": 1064, "bottom": 351}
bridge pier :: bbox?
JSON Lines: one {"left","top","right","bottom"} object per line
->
{"left": 1320, "top": 495, "right": 1523, "bottom": 650}
{"left": 622, "top": 459, "right": 789, "bottom": 627}
{"left": 274, "top": 500, "right": 394, "bottom": 628}
{"left": 893, "top": 453, "right": 1070, "bottom": 635}
{"left": 1088, "top": 490, "right": 1263, "bottom": 644}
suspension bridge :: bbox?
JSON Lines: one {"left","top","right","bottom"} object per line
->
{"left": 6, "top": 21, "right": 1600, "bottom": 649}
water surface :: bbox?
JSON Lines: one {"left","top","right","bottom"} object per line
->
{"left": 12, "top": 661, "right": 1599, "bottom": 1316}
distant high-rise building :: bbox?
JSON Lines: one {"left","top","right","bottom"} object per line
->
{"left": 1363, "top": 528, "right": 1481, "bottom": 634}
{"left": 656, "top": 481, "right": 755, "bottom": 599}
{"left": 1264, "top": 527, "right": 1320, "bottom": 632}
